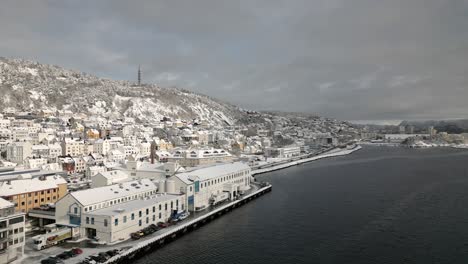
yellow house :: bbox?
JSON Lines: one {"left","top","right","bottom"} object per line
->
{"left": 86, "top": 129, "right": 100, "bottom": 140}
{"left": 0, "top": 176, "right": 68, "bottom": 213}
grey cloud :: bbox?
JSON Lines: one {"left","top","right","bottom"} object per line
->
{"left": 1, "top": 0, "right": 468, "bottom": 121}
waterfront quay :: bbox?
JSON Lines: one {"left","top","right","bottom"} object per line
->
{"left": 252, "top": 145, "right": 362, "bottom": 176}
{"left": 103, "top": 182, "right": 272, "bottom": 264}
{"left": 23, "top": 182, "right": 271, "bottom": 264}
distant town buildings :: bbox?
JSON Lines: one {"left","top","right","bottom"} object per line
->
{"left": 0, "top": 106, "right": 360, "bottom": 253}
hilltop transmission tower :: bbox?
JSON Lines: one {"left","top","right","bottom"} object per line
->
{"left": 137, "top": 65, "right": 141, "bottom": 86}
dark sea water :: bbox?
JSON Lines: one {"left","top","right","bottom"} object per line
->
{"left": 135, "top": 146, "right": 468, "bottom": 264}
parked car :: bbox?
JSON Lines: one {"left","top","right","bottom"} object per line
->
{"left": 80, "top": 257, "right": 98, "bottom": 264}
{"left": 177, "top": 211, "right": 190, "bottom": 221}
{"left": 157, "top": 222, "right": 170, "bottom": 228}
{"left": 142, "top": 227, "right": 153, "bottom": 235}
{"left": 148, "top": 224, "right": 160, "bottom": 233}
{"left": 57, "top": 252, "right": 72, "bottom": 260}
{"left": 106, "top": 249, "right": 119, "bottom": 257}
{"left": 98, "top": 252, "right": 111, "bottom": 260}
{"left": 89, "top": 255, "right": 107, "bottom": 263}
{"left": 41, "top": 257, "right": 64, "bottom": 264}
{"left": 131, "top": 231, "right": 144, "bottom": 240}
{"left": 72, "top": 247, "right": 83, "bottom": 255}
{"left": 78, "top": 259, "right": 96, "bottom": 264}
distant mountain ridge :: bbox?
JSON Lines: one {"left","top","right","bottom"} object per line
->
{"left": 0, "top": 57, "right": 244, "bottom": 126}
{"left": 400, "top": 119, "right": 468, "bottom": 133}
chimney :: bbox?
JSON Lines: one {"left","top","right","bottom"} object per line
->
{"left": 150, "top": 141, "right": 157, "bottom": 164}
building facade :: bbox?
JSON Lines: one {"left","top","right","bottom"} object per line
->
{"left": 171, "top": 162, "right": 252, "bottom": 212}
{"left": 168, "top": 148, "right": 234, "bottom": 167}
{"left": 0, "top": 198, "right": 26, "bottom": 264}
{"left": 0, "top": 176, "right": 68, "bottom": 213}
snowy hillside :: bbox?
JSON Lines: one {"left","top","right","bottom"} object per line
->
{"left": 0, "top": 57, "right": 243, "bottom": 126}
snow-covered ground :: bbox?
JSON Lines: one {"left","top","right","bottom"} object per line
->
{"left": 252, "top": 146, "right": 362, "bottom": 175}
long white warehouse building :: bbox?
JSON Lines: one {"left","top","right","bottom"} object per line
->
{"left": 171, "top": 162, "right": 252, "bottom": 212}
{"left": 55, "top": 179, "right": 184, "bottom": 243}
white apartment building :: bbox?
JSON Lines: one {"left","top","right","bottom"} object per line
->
{"left": 0, "top": 128, "right": 12, "bottom": 140}
{"left": 108, "top": 149, "right": 125, "bottom": 163}
{"left": 10, "top": 120, "right": 32, "bottom": 128}
{"left": 137, "top": 142, "right": 151, "bottom": 157}
{"left": 73, "top": 156, "right": 87, "bottom": 173}
{"left": 0, "top": 198, "right": 25, "bottom": 264}
{"left": 11, "top": 127, "right": 29, "bottom": 141}
{"left": 171, "top": 162, "right": 252, "bottom": 212}
{"left": 93, "top": 139, "right": 111, "bottom": 155}
{"left": 24, "top": 158, "right": 48, "bottom": 169}
{"left": 0, "top": 119, "right": 11, "bottom": 129}
{"left": 49, "top": 144, "right": 62, "bottom": 159}
{"left": 6, "top": 142, "right": 33, "bottom": 165}
{"left": 91, "top": 170, "right": 131, "bottom": 188}
{"left": 85, "top": 166, "right": 107, "bottom": 179}
{"left": 61, "top": 138, "right": 85, "bottom": 156}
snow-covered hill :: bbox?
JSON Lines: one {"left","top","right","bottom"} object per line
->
{"left": 0, "top": 57, "right": 243, "bottom": 126}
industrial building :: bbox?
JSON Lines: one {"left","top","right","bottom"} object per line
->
{"left": 170, "top": 162, "right": 252, "bottom": 211}
{"left": 82, "top": 194, "right": 184, "bottom": 243}
{"left": 55, "top": 179, "right": 184, "bottom": 243}
{"left": 265, "top": 146, "right": 301, "bottom": 158}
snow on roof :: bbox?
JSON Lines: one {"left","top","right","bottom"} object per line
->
{"left": 86, "top": 194, "right": 180, "bottom": 217}
{"left": 32, "top": 145, "right": 49, "bottom": 150}
{"left": 0, "top": 175, "right": 67, "bottom": 196}
{"left": 0, "top": 197, "right": 13, "bottom": 209}
{"left": 64, "top": 138, "right": 84, "bottom": 143}
{"left": 96, "top": 170, "right": 129, "bottom": 183}
{"left": 171, "top": 148, "right": 231, "bottom": 159}
{"left": 69, "top": 179, "right": 156, "bottom": 206}
{"left": 174, "top": 162, "right": 250, "bottom": 184}
{"left": 137, "top": 162, "right": 165, "bottom": 172}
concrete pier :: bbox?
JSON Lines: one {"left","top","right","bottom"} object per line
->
{"left": 104, "top": 183, "right": 272, "bottom": 264}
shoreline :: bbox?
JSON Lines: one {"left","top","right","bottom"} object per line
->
{"left": 104, "top": 183, "right": 272, "bottom": 264}
{"left": 252, "top": 145, "right": 362, "bottom": 176}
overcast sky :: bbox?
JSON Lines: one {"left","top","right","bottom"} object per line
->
{"left": 1, "top": 0, "right": 468, "bottom": 122}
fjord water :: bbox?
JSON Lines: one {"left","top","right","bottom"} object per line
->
{"left": 136, "top": 146, "right": 468, "bottom": 264}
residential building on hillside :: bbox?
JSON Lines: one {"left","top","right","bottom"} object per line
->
{"left": 6, "top": 142, "right": 33, "bottom": 165}
{"left": 61, "top": 138, "right": 85, "bottom": 156}
{"left": 167, "top": 148, "right": 233, "bottom": 167}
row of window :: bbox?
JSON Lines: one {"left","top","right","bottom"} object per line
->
{"left": 18, "top": 196, "right": 57, "bottom": 206}
{"left": 86, "top": 201, "right": 179, "bottom": 227}
{"left": 13, "top": 188, "right": 58, "bottom": 199}
{"left": 199, "top": 170, "right": 249, "bottom": 189}
{"left": 87, "top": 211, "right": 165, "bottom": 227}
{"left": 7, "top": 227, "right": 24, "bottom": 235}
{"left": 6, "top": 236, "right": 24, "bottom": 246}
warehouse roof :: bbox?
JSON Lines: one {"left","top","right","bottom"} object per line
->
{"left": 85, "top": 193, "right": 181, "bottom": 217}
{"left": 174, "top": 162, "right": 250, "bottom": 184}
{"left": 69, "top": 179, "right": 156, "bottom": 206}
{"left": 0, "top": 175, "right": 67, "bottom": 196}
